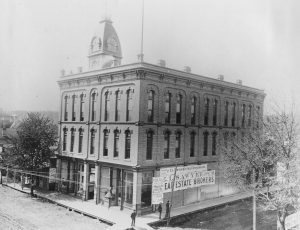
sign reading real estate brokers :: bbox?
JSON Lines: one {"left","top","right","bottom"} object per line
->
{"left": 159, "top": 164, "right": 215, "bottom": 192}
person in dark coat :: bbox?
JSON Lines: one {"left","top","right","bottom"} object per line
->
{"left": 157, "top": 203, "right": 162, "bottom": 219}
{"left": 131, "top": 210, "right": 136, "bottom": 226}
{"left": 165, "top": 200, "right": 170, "bottom": 219}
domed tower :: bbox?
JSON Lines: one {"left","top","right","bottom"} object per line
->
{"left": 88, "top": 19, "right": 122, "bottom": 69}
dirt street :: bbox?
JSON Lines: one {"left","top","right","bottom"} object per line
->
{"left": 0, "top": 185, "right": 109, "bottom": 230}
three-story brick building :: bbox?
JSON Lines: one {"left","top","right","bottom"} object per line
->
{"left": 56, "top": 19, "right": 265, "bottom": 214}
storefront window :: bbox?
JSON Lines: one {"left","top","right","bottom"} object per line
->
{"left": 124, "top": 171, "right": 133, "bottom": 204}
{"left": 141, "top": 172, "right": 153, "bottom": 207}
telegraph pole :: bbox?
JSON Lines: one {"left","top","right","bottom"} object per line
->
{"left": 253, "top": 168, "right": 256, "bottom": 230}
{"left": 167, "top": 164, "right": 177, "bottom": 226}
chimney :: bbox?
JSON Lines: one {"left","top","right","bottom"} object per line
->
{"left": 60, "top": 69, "right": 65, "bottom": 76}
{"left": 217, "top": 75, "right": 224, "bottom": 81}
{"left": 184, "top": 66, "right": 191, "bottom": 73}
{"left": 236, "top": 79, "right": 243, "bottom": 85}
{"left": 77, "top": 66, "right": 82, "bottom": 73}
{"left": 157, "top": 59, "right": 166, "bottom": 67}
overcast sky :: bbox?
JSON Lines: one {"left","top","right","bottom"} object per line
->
{"left": 0, "top": 0, "right": 299, "bottom": 114}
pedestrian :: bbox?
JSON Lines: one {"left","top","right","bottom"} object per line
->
{"left": 157, "top": 203, "right": 162, "bottom": 219}
{"left": 165, "top": 200, "right": 170, "bottom": 219}
{"left": 131, "top": 210, "right": 136, "bottom": 226}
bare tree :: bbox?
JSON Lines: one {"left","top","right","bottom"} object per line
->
{"left": 221, "top": 108, "right": 300, "bottom": 230}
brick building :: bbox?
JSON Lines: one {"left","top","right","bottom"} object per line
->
{"left": 56, "top": 19, "right": 265, "bottom": 214}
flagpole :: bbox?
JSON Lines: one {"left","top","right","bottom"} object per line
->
{"left": 139, "top": 0, "right": 144, "bottom": 62}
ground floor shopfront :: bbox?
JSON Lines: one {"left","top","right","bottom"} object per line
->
{"left": 55, "top": 157, "right": 239, "bottom": 215}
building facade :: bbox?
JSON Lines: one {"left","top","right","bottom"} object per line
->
{"left": 56, "top": 19, "right": 265, "bottom": 214}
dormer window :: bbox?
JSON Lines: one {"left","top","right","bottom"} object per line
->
{"left": 91, "top": 38, "right": 101, "bottom": 52}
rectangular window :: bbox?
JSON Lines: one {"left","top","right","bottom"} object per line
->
{"left": 147, "top": 91, "right": 154, "bottom": 122}
{"left": 190, "top": 133, "right": 195, "bottom": 157}
{"left": 114, "top": 131, "right": 119, "bottom": 157}
{"left": 64, "top": 96, "right": 68, "bottom": 121}
{"left": 175, "top": 132, "right": 181, "bottom": 158}
{"left": 146, "top": 131, "right": 153, "bottom": 160}
{"left": 91, "top": 93, "right": 96, "bottom": 121}
{"left": 165, "top": 93, "right": 171, "bottom": 123}
{"left": 90, "top": 130, "right": 95, "bottom": 154}
{"left": 164, "top": 132, "right": 170, "bottom": 159}
{"left": 213, "top": 99, "right": 218, "bottom": 126}
{"left": 80, "top": 94, "right": 84, "bottom": 121}
{"left": 141, "top": 172, "right": 153, "bottom": 207}
{"left": 70, "top": 129, "right": 75, "bottom": 152}
{"left": 224, "top": 101, "right": 229, "bottom": 126}
{"left": 104, "top": 92, "right": 110, "bottom": 121}
{"left": 203, "top": 132, "right": 208, "bottom": 156}
{"left": 256, "top": 106, "right": 260, "bottom": 128}
{"left": 126, "top": 90, "right": 133, "bottom": 121}
{"left": 204, "top": 98, "right": 209, "bottom": 125}
{"left": 212, "top": 132, "right": 217, "bottom": 156}
{"left": 124, "top": 171, "right": 133, "bottom": 204}
{"left": 72, "top": 95, "right": 76, "bottom": 121}
{"left": 115, "top": 91, "right": 121, "bottom": 121}
{"left": 231, "top": 102, "right": 236, "bottom": 127}
{"left": 191, "top": 97, "right": 196, "bottom": 125}
{"left": 63, "top": 130, "right": 67, "bottom": 151}
{"left": 242, "top": 104, "right": 246, "bottom": 127}
{"left": 78, "top": 130, "right": 83, "bottom": 153}
{"left": 125, "top": 131, "right": 131, "bottom": 159}
{"left": 248, "top": 105, "right": 252, "bottom": 126}
{"left": 103, "top": 130, "right": 108, "bottom": 156}
{"left": 176, "top": 94, "right": 182, "bottom": 124}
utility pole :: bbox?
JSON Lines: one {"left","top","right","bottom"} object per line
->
{"left": 167, "top": 164, "right": 177, "bottom": 226}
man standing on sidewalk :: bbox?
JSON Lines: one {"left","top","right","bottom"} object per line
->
{"left": 131, "top": 210, "right": 136, "bottom": 226}
{"left": 165, "top": 200, "right": 170, "bottom": 219}
{"left": 158, "top": 203, "right": 162, "bottom": 219}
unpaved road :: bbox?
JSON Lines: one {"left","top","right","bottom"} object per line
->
{"left": 0, "top": 185, "right": 109, "bottom": 230}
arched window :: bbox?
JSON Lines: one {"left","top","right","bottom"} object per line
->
{"left": 78, "top": 128, "right": 83, "bottom": 153}
{"left": 242, "top": 104, "right": 246, "bottom": 127}
{"left": 191, "top": 96, "right": 196, "bottom": 125}
{"left": 165, "top": 93, "right": 171, "bottom": 123}
{"left": 190, "top": 132, "right": 196, "bottom": 157}
{"left": 175, "top": 131, "right": 182, "bottom": 158}
{"left": 80, "top": 94, "right": 84, "bottom": 121}
{"left": 146, "top": 130, "right": 154, "bottom": 160}
{"left": 224, "top": 101, "right": 229, "bottom": 126}
{"left": 91, "top": 92, "right": 96, "bottom": 121}
{"left": 126, "top": 89, "right": 133, "bottom": 121}
{"left": 113, "top": 129, "right": 120, "bottom": 157}
{"left": 104, "top": 91, "right": 110, "bottom": 121}
{"left": 204, "top": 98, "right": 209, "bottom": 125}
{"left": 231, "top": 102, "right": 236, "bottom": 126}
{"left": 176, "top": 94, "right": 182, "bottom": 124}
{"left": 64, "top": 95, "right": 68, "bottom": 121}
{"left": 90, "top": 129, "right": 95, "bottom": 154}
{"left": 163, "top": 130, "right": 171, "bottom": 159}
{"left": 147, "top": 90, "right": 154, "bottom": 122}
{"left": 103, "top": 129, "right": 109, "bottom": 156}
{"left": 115, "top": 90, "right": 121, "bottom": 121}
{"left": 62, "top": 128, "right": 67, "bottom": 151}
{"left": 203, "top": 131, "right": 209, "bottom": 156}
{"left": 70, "top": 128, "right": 75, "bottom": 152}
{"left": 213, "top": 99, "right": 218, "bottom": 126}
{"left": 125, "top": 130, "right": 131, "bottom": 159}
{"left": 212, "top": 132, "right": 217, "bottom": 156}
{"left": 248, "top": 105, "right": 252, "bottom": 126}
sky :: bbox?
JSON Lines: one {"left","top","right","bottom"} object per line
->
{"left": 0, "top": 0, "right": 299, "bottom": 115}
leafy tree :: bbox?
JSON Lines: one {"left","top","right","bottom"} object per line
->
{"left": 4, "top": 113, "right": 58, "bottom": 195}
{"left": 221, "top": 109, "right": 300, "bottom": 230}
